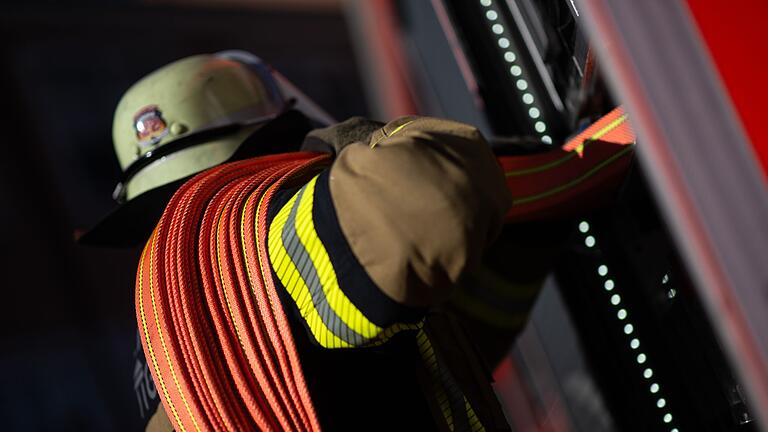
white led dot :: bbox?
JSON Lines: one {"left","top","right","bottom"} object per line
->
{"left": 657, "top": 398, "right": 666, "bottom": 408}
{"left": 541, "top": 135, "right": 552, "bottom": 144}
{"left": 516, "top": 79, "right": 528, "bottom": 90}
{"left": 528, "top": 107, "right": 540, "bottom": 118}
{"left": 618, "top": 309, "right": 627, "bottom": 320}
{"left": 631, "top": 338, "right": 640, "bottom": 349}
{"left": 610, "top": 294, "right": 621, "bottom": 305}
{"left": 637, "top": 353, "right": 647, "bottom": 364}
{"left": 664, "top": 414, "right": 673, "bottom": 423}
{"left": 498, "top": 38, "right": 510, "bottom": 48}
{"left": 492, "top": 24, "right": 504, "bottom": 34}
{"left": 504, "top": 51, "right": 517, "bottom": 62}
{"left": 671, "top": 429, "right": 679, "bottom": 432}
{"left": 578, "top": 221, "right": 589, "bottom": 233}
{"left": 480, "top": 0, "right": 492, "bottom": 6}
{"left": 623, "top": 323, "right": 634, "bottom": 334}
{"left": 510, "top": 65, "right": 522, "bottom": 76}
{"left": 644, "top": 368, "right": 653, "bottom": 378}
{"left": 598, "top": 265, "right": 608, "bottom": 276}
{"left": 522, "top": 93, "right": 534, "bottom": 104}
{"left": 534, "top": 121, "right": 546, "bottom": 133}
{"left": 585, "top": 236, "right": 596, "bottom": 247}
{"left": 486, "top": 10, "right": 498, "bottom": 20}
{"left": 604, "top": 280, "right": 615, "bottom": 291}
{"left": 650, "top": 383, "right": 659, "bottom": 393}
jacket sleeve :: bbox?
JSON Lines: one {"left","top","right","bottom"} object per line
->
{"left": 267, "top": 116, "right": 512, "bottom": 348}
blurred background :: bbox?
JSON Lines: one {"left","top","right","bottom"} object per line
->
{"left": 1, "top": 0, "right": 767, "bottom": 431}
{"left": 0, "top": 1, "right": 363, "bottom": 430}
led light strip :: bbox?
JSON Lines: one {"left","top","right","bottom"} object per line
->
{"left": 479, "top": 0, "right": 552, "bottom": 144}
{"left": 579, "top": 220, "right": 680, "bottom": 432}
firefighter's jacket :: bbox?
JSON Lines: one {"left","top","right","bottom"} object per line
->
{"left": 145, "top": 116, "right": 514, "bottom": 431}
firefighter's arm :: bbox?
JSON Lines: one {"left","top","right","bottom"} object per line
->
{"left": 329, "top": 116, "right": 512, "bottom": 307}
{"left": 267, "top": 116, "right": 511, "bottom": 348}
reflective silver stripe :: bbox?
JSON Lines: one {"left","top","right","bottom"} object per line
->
{"left": 281, "top": 184, "right": 370, "bottom": 347}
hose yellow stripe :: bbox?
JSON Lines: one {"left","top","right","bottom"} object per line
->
{"left": 138, "top": 233, "right": 184, "bottom": 431}
{"left": 514, "top": 144, "right": 635, "bottom": 205}
{"left": 505, "top": 114, "right": 628, "bottom": 177}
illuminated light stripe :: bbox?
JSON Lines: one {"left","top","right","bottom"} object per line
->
{"left": 580, "top": 224, "right": 678, "bottom": 429}
{"left": 479, "top": 0, "right": 549, "bottom": 141}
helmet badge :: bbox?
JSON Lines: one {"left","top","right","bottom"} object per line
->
{"left": 133, "top": 105, "right": 169, "bottom": 148}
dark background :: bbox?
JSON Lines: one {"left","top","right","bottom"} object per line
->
{"left": 0, "top": 2, "right": 366, "bottom": 430}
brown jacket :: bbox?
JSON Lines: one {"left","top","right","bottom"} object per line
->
{"left": 146, "top": 116, "right": 512, "bottom": 431}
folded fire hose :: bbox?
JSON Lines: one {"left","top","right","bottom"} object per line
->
{"left": 136, "top": 107, "right": 635, "bottom": 431}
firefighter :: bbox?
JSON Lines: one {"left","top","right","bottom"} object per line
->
{"left": 82, "top": 50, "right": 635, "bottom": 432}
{"left": 82, "top": 51, "right": 515, "bottom": 431}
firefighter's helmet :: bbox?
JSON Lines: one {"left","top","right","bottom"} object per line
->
{"left": 112, "top": 51, "right": 288, "bottom": 202}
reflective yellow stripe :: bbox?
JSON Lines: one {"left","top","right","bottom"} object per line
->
{"left": 417, "top": 329, "right": 453, "bottom": 429}
{"left": 293, "top": 178, "right": 380, "bottom": 339}
{"left": 466, "top": 397, "right": 485, "bottom": 432}
{"left": 417, "top": 328, "right": 484, "bottom": 431}
{"left": 269, "top": 189, "right": 351, "bottom": 348}
{"left": 268, "top": 175, "right": 421, "bottom": 348}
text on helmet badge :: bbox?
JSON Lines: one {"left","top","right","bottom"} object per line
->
{"left": 133, "top": 105, "right": 169, "bottom": 148}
